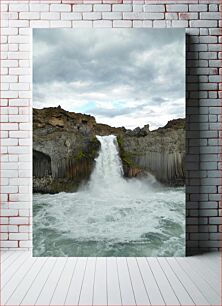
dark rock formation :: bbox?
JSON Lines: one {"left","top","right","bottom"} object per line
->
{"left": 33, "top": 106, "right": 185, "bottom": 192}
{"left": 117, "top": 119, "right": 185, "bottom": 186}
{"left": 33, "top": 107, "right": 101, "bottom": 193}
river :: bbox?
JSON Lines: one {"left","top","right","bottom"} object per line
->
{"left": 33, "top": 135, "right": 185, "bottom": 256}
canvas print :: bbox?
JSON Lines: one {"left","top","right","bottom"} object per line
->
{"left": 33, "top": 29, "right": 185, "bottom": 257}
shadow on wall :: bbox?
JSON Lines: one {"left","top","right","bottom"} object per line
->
{"left": 186, "top": 34, "right": 207, "bottom": 256}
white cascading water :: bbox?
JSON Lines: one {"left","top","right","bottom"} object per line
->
{"left": 33, "top": 135, "right": 185, "bottom": 257}
{"left": 88, "top": 135, "right": 124, "bottom": 192}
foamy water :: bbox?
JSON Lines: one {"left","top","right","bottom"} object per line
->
{"left": 33, "top": 135, "right": 185, "bottom": 257}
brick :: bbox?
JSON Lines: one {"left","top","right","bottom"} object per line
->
{"left": 19, "top": 123, "right": 31, "bottom": 130}
{"left": 208, "top": 44, "right": 221, "bottom": 52}
{"left": 200, "top": 12, "right": 221, "bottom": 20}
{"left": 0, "top": 241, "right": 18, "bottom": 248}
{"left": 199, "top": 36, "right": 218, "bottom": 44}
{"left": 9, "top": 115, "right": 29, "bottom": 123}
{"left": 8, "top": 52, "right": 30, "bottom": 60}
{"left": 19, "top": 241, "right": 31, "bottom": 248}
{"left": 19, "top": 12, "right": 40, "bottom": 20}
{"left": 2, "top": 123, "right": 18, "bottom": 131}
{"left": 0, "top": 225, "right": 18, "bottom": 233}
{"left": 19, "top": 226, "right": 31, "bottom": 233}
{"left": 209, "top": 28, "right": 222, "bottom": 36}
{"left": 9, "top": 99, "right": 29, "bottom": 107}
{"left": 209, "top": 4, "right": 218, "bottom": 11}
{"left": 94, "top": 4, "right": 111, "bottom": 11}
{"left": 2, "top": 59, "right": 18, "bottom": 68}
{"left": 19, "top": 209, "right": 30, "bottom": 217}
{"left": 74, "top": 4, "right": 92, "bottom": 12}
{"left": 0, "top": 218, "right": 9, "bottom": 225}
{"left": 199, "top": 28, "right": 209, "bottom": 36}
{"left": 9, "top": 233, "right": 29, "bottom": 240}
{"left": 50, "top": 21, "right": 72, "bottom": 27}
{"left": 10, "top": 83, "right": 29, "bottom": 91}
{"left": 102, "top": 12, "right": 122, "bottom": 20}
{"left": 2, "top": 28, "right": 18, "bottom": 36}
{"left": 1, "top": 233, "right": 11, "bottom": 240}
{"left": 199, "top": 208, "right": 218, "bottom": 216}
{"left": 9, "top": 3, "right": 28, "bottom": 11}
{"left": 200, "top": 202, "right": 218, "bottom": 209}
{"left": 179, "top": 13, "right": 198, "bottom": 20}
{"left": 143, "top": 5, "right": 165, "bottom": 12}
{"left": 128, "top": 12, "right": 164, "bottom": 19}
{"left": 210, "top": 233, "right": 221, "bottom": 240}
{"left": 50, "top": 4, "right": 71, "bottom": 12}
{"left": 9, "top": 20, "right": 29, "bottom": 28}
{"left": 166, "top": 5, "right": 188, "bottom": 12}
{"left": 41, "top": 12, "right": 60, "bottom": 20}
{"left": 83, "top": 12, "right": 101, "bottom": 20}
{"left": 133, "top": 20, "right": 143, "bottom": 27}
{"left": 189, "top": 4, "right": 207, "bottom": 12}
{"left": 1, "top": 169, "right": 18, "bottom": 178}
{"left": 112, "top": 4, "right": 132, "bottom": 12}
{"left": 8, "top": 146, "right": 30, "bottom": 154}
{"left": 142, "top": 21, "right": 152, "bottom": 28}
{"left": 61, "top": 12, "right": 82, "bottom": 20}
{"left": 153, "top": 20, "right": 171, "bottom": 28}
{"left": 1, "top": 208, "right": 18, "bottom": 216}
{"left": 209, "top": 75, "right": 221, "bottom": 82}
{"left": 172, "top": 20, "right": 188, "bottom": 27}
{"left": 113, "top": 20, "right": 132, "bottom": 27}
{"left": 191, "top": 233, "right": 209, "bottom": 240}
{"left": 30, "top": 20, "right": 50, "bottom": 28}
{"left": 209, "top": 217, "right": 222, "bottom": 225}
{"left": 8, "top": 44, "right": 18, "bottom": 52}
{"left": 133, "top": 5, "right": 143, "bottom": 12}
{"left": 199, "top": 225, "right": 218, "bottom": 233}
{"left": 209, "top": 60, "right": 221, "bottom": 68}
{"left": 93, "top": 20, "right": 112, "bottom": 27}
{"left": 190, "top": 20, "right": 217, "bottom": 28}
{"left": 165, "top": 13, "right": 178, "bottom": 20}
{"left": 1, "top": 4, "right": 8, "bottom": 11}
{"left": 1, "top": 138, "right": 18, "bottom": 146}
{"left": 9, "top": 68, "right": 31, "bottom": 75}
{"left": 30, "top": 4, "right": 49, "bottom": 12}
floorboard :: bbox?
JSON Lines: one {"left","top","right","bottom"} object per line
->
{"left": 167, "top": 257, "right": 210, "bottom": 305}
{"left": 1, "top": 252, "right": 220, "bottom": 306}
{"left": 127, "top": 257, "right": 150, "bottom": 305}
{"left": 65, "top": 257, "right": 87, "bottom": 306}
{"left": 184, "top": 256, "right": 220, "bottom": 294}
{"left": 36, "top": 258, "right": 67, "bottom": 305}
{"left": 93, "top": 257, "right": 107, "bottom": 306}
{"left": 107, "top": 257, "right": 122, "bottom": 306}
{"left": 116, "top": 257, "right": 136, "bottom": 305}
{"left": 147, "top": 258, "right": 180, "bottom": 305}
{"left": 50, "top": 257, "right": 77, "bottom": 305}
{"left": 176, "top": 257, "right": 220, "bottom": 305}
{"left": 137, "top": 257, "right": 165, "bottom": 305}
{"left": 78, "top": 257, "right": 96, "bottom": 305}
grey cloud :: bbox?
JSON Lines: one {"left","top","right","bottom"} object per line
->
{"left": 33, "top": 28, "right": 185, "bottom": 128}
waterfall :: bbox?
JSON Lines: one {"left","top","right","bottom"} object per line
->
{"left": 88, "top": 135, "right": 124, "bottom": 191}
{"left": 33, "top": 135, "right": 185, "bottom": 257}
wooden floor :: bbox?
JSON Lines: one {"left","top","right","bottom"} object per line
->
{"left": 1, "top": 251, "right": 220, "bottom": 306}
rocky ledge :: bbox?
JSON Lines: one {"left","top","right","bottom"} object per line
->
{"left": 117, "top": 119, "right": 185, "bottom": 186}
{"left": 33, "top": 106, "right": 185, "bottom": 193}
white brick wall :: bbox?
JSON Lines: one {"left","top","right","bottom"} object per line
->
{"left": 0, "top": 0, "right": 221, "bottom": 255}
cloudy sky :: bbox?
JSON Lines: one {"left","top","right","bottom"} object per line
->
{"left": 33, "top": 28, "right": 185, "bottom": 130}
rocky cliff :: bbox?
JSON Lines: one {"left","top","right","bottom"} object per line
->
{"left": 33, "top": 106, "right": 185, "bottom": 193}
{"left": 33, "top": 107, "right": 101, "bottom": 193}
{"left": 117, "top": 119, "right": 185, "bottom": 186}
